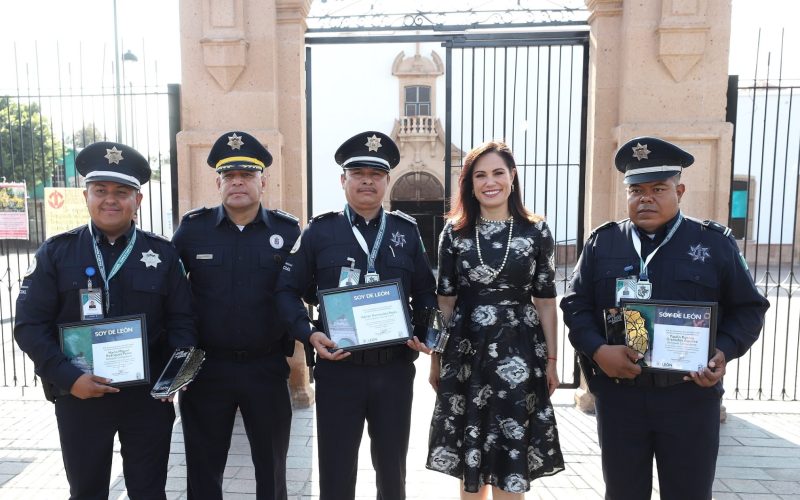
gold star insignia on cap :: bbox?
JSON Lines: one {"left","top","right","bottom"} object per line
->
{"left": 227, "top": 133, "right": 244, "bottom": 150}
{"left": 631, "top": 143, "right": 651, "bottom": 161}
{"left": 104, "top": 147, "right": 124, "bottom": 165}
{"left": 365, "top": 134, "right": 382, "bottom": 152}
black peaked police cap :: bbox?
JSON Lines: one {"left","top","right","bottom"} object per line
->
{"left": 76, "top": 141, "right": 151, "bottom": 190}
{"left": 615, "top": 137, "right": 694, "bottom": 185}
{"left": 207, "top": 131, "right": 273, "bottom": 173}
{"left": 335, "top": 131, "right": 400, "bottom": 173}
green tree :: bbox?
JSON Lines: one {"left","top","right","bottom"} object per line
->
{"left": 0, "top": 97, "right": 62, "bottom": 190}
{"left": 67, "top": 123, "right": 109, "bottom": 150}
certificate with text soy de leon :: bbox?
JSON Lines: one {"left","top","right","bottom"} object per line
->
{"left": 317, "top": 278, "right": 413, "bottom": 352}
{"left": 619, "top": 300, "right": 717, "bottom": 375}
{"left": 59, "top": 314, "right": 149, "bottom": 387}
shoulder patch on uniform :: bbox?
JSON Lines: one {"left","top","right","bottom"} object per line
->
{"left": 700, "top": 219, "right": 733, "bottom": 237}
{"left": 311, "top": 211, "right": 338, "bottom": 222}
{"left": 142, "top": 230, "right": 171, "bottom": 243}
{"left": 181, "top": 206, "right": 211, "bottom": 221}
{"left": 389, "top": 210, "right": 417, "bottom": 225}
{"left": 271, "top": 209, "right": 300, "bottom": 224}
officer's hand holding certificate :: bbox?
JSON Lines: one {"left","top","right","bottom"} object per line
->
{"left": 309, "top": 330, "right": 351, "bottom": 361}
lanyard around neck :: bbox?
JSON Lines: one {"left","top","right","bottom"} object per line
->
{"left": 88, "top": 223, "right": 138, "bottom": 313}
{"left": 344, "top": 205, "right": 386, "bottom": 274}
{"left": 630, "top": 213, "right": 683, "bottom": 281}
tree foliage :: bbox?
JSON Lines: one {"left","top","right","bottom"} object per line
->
{"left": 67, "top": 123, "right": 106, "bottom": 149}
{"left": 0, "top": 97, "right": 62, "bottom": 190}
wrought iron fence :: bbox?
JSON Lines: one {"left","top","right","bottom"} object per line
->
{"left": 0, "top": 41, "right": 179, "bottom": 390}
{"left": 444, "top": 33, "right": 589, "bottom": 388}
{"left": 728, "top": 75, "right": 800, "bottom": 400}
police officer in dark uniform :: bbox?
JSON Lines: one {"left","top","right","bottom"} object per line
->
{"left": 561, "top": 137, "right": 770, "bottom": 500}
{"left": 172, "top": 131, "right": 300, "bottom": 500}
{"left": 275, "top": 131, "right": 437, "bottom": 500}
{"left": 14, "top": 141, "right": 197, "bottom": 500}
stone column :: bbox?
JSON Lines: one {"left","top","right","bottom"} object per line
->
{"left": 580, "top": 0, "right": 733, "bottom": 412}
{"left": 584, "top": 0, "right": 733, "bottom": 227}
{"left": 178, "top": 0, "right": 314, "bottom": 408}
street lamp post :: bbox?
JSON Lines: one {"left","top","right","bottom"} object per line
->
{"left": 113, "top": 0, "right": 122, "bottom": 142}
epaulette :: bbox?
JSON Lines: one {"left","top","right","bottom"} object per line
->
{"left": 700, "top": 219, "right": 733, "bottom": 237}
{"left": 590, "top": 219, "right": 624, "bottom": 236}
{"left": 46, "top": 225, "right": 83, "bottom": 243}
{"left": 271, "top": 209, "right": 299, "bottom": 224}
{"left": 181, "top": 207, "right": 211, "bottom": 221}
{"left": 390, "top": 210, "right": 418, "bottom": 225}
{"left": 142, "top": 230, "right": 171, "bottom": 243}
{"left": 311, "top": 211, "right": 338, "bottom": 222}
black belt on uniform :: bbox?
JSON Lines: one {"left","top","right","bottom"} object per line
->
{"left": 203, "top": 344, "right": 281, "bottom": 362}
{"left": 610, "top": 371, "right": 686, "bottom": 388}
{"left": 344, "top": 345, "right": 410, "bottom": 366}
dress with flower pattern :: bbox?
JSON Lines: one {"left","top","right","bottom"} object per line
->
{"left": 425, "top": 218, "right": 565, "bottom": 493}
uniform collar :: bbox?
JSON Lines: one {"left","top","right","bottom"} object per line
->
{"left": 215, "top": 204, "right": 269, "bottom": 228}
{"left": 90, "top": 221, "right": 136, "bottom": 245}
{"left": 347, "top": 205, "right": 384, "bottom": 227}
{"left": 634, "top": 211, "right": 680, "bottom": 241}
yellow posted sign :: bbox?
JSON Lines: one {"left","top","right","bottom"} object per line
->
{"left": 44, "top": 188, "right": 89, "bottom": 239}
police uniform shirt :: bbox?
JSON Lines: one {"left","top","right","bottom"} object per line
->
{"left": 172, "top": 205, "right": 300, "bottom": 351}
{"left": 14, "top": 223, "right": 197, "bottom": 393}
{"left": 275, "top": 207, "right": 437, "bottom": 344}
{"left": 561, "top": 215, "right": 770, "bottom": 369}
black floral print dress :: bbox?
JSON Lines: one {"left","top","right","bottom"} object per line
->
{"left": 426, "top": 217, "right": 565, "bottom": 493}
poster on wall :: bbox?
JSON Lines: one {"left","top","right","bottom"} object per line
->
{"left": 0, "top": 182, "right": 29, "bottom": 240}
{"left": 44, "top": 187, "right": 90, "bottom": 239}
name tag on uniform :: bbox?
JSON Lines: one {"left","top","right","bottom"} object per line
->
{"left": 196, "top": 254, "right": 213, "bottom": 260}
{"left": 615, "top": 278, "right": 637, "bottom": 306}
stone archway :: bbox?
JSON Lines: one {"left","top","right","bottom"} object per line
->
{"left": 390, "top": 171, "right": 445, "bottom": 265}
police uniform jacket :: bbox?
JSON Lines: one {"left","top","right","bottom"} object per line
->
{"left": 561, "top": 214, "right": 770, "bottom": 375}
{"left": 172, "top": 205, "right": 300, "bottom": 352}
{"left": 14, "top": 223, "right": 197, "bottom": 397}
{"left": 275, "top": 207, "right": 437, "bottom": 346}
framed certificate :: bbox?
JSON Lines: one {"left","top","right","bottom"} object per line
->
{"left": 317, "top": 278, "right": 413, "bottom": 351}
{"left": 620, "top": 299, "right": 717, "bottom": 374}
{"left": 59, "top": 314, "right": 149, "bottom": 387}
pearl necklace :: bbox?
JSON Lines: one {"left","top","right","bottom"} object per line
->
{"left": 475, "top": 217, "right": 514, "bottom": 279}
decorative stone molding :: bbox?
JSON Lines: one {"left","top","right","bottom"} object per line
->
{"left": 276, "top": 0, "right": 311, "bottom": 25}
{"left": 657, "top": 0, "right": 710, "bottom": 82}
{"left": 585, "top": 0, "right": 622, "bottom": 24}
{"left": 200, "top": 0, "right": 249, "bottom": 92}
{"left": 392, "top": 50, "right": 444, "bottom": 77}
{"left": 200, "top": 38, "right": 248, "bottom": 92}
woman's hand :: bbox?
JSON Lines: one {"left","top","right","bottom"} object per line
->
{"left": 545, "top": 359, "right": 560, "bottom": 396}
{"left": 429, "top": 353, "right": 441, "bottom": 392}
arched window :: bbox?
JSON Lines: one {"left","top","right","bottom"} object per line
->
{"left": 404, "top": 85, "right": 431, "bottom": 116}
{"left": 391, "top": 172, "right": 443, "bottom": 201}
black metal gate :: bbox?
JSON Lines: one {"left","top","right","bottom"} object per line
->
{"left": 306, "top": 30, "right": 588, "bottom": 388}
{"left": 0, "top": 42, "right": 180, "bottom": 390}
{"left": 727, "top": 61, "right": 800, "bottom": 400}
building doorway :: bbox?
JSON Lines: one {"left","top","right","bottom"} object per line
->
{"left": 390, "top": 171, "right": 445, "bottom": 266}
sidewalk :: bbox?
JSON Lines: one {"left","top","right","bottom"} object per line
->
{"left": 2, "top": 358, "right": 800, "bottom": 499}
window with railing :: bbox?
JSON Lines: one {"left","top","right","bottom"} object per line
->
{"left": 404, "top": 85, "right": 431, "bottom": 116}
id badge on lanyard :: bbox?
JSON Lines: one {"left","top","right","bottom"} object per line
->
{"left": 630, "top": 214, "right": 683, "bottom": 301}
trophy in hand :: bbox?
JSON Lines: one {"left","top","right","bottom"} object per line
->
{"left": 423, "top": 308, "right": 450, "bottom": 354}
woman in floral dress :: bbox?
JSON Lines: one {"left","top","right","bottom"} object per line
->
{"left": 426, "top": 141, "right": 564, "bottom": 498}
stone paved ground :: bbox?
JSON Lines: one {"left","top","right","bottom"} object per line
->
{"left": 2, "top": 358, "right": 800, "bottom": 499}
